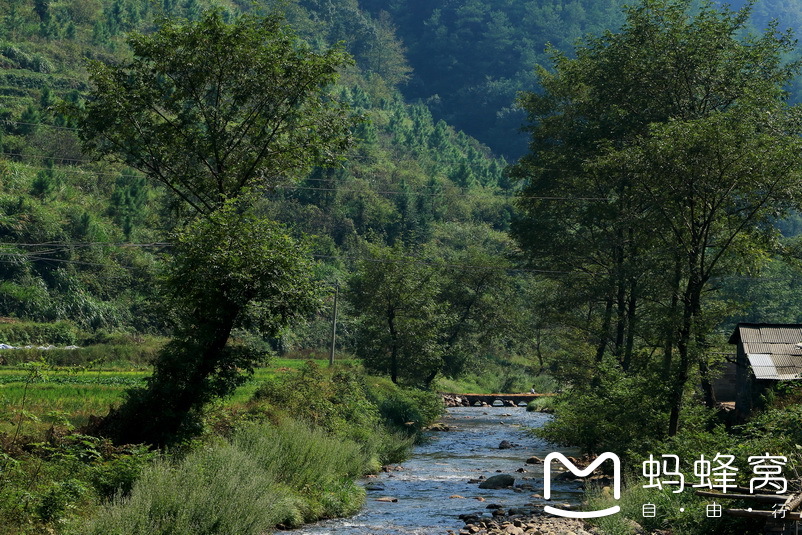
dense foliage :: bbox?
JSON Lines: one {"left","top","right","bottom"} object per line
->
{"left": 102, "top": 203, "right": 323, "bottom": 445}
{"left": 81, "top": 8, "right": 356, "bottom": 216}
{"left": 515, "top": 0, "right": 802, "bottom": 444}
{"left": 358, "top": 0, "right": 627, "bottom": 158}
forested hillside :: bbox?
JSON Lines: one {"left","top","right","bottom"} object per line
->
{"left": 2, "top": 0, "right": 802, "bottom": 383}
{"left": 5, "top": 1, "right": 802, "bottom": 533}
{"left": 360, "top": 0, "right": 802, "bottom": 158}
{"left": 358, "top": 0, "right": 627, "bottom": 157}
{"left": 0, "top": 0, "right": 506, "bottom": 329}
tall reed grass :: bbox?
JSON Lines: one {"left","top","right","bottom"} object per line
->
{"left": 82, "top": 419, "right": 369, "bottom": 534}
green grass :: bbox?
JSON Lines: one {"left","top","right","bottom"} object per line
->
{"left": 0, "top": 357, "right": 351, "bottom": 436}
{"left": 0, "top": 384, "right": 129, "bottom": 437}
{"left": 0, "top": 354, "right": 433, "bottom": 535}
{"left": 82, "top": 419, "right": 369, "bottom": 534}
{"left": 436, "top": 364, "right": 557, "bottom": 394}
{"left": 526, "top": 395, "right": 557, "bottom": 412}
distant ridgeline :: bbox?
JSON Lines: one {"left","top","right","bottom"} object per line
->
{"left": 358, "top": 0, "right": 802, "bottom": 159}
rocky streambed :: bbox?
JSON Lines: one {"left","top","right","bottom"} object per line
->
{"left": 455, "top": 515, "right": 596, "bottom": 535}
{"left": 290, "top": 407, "right": 590, "bottom": 535}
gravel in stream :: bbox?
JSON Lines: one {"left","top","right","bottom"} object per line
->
{"left": 453, "top": 513, "right": 598, "bottom": 535}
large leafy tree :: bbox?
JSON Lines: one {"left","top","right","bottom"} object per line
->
{"left": 81, "top": 8, "right": 356, "bottom": 215}
{"left": 81, "top": 9, "right": 354, "bottom": 444}
{"left": 511, "top": 0, "right": 802, "bottom": 439}
{"left": 347, "top": 228, "right": 539, "bottom": 387}
{"left": 111, "top": 202, "right": 321, "bottom": 445}
{"left": 347, "top": 242, "right": 445, "bottom": 386}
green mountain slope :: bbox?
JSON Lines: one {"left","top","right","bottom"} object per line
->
{"left": 0, "top": 0, "right": 511, "bottom": 339}
{"left": 360, "top": 0, "right": 802, "bottom": 158}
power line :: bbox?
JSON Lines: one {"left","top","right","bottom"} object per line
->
{"left": 3, "top": 241, "right": 796, "bottom": 281}
{"left": 0, "top": 240, "right": 563, "bottom": 274}
{"left": 278, "top": 185, "right": 605, "bottom": 201}
{"left": 6, "top": 121, "right": 80, "bottom": 132}
{"left": 311, "top": 253, "right": 568, "bottom": 274}
{"left": 0, "top": 241, "right": 170, "bottom": 248}
{"left": 0, "top": 241, "right": 168, "bottom": 271}
{"left": 1, "top": 159, "right": 608, "bottom": 202}
{"left": 0, "top": 151, "right": 95, "bottom": 164}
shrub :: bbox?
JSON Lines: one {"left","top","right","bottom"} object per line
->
{"left": 372, "top": 386, "right": 443, "bottom": 435}
{"left": 89, "top": 445, "right": 156, "bottom": 500}
{"left": 535, "top": 357, "right": 670, "bottom": 456}
{"left": 252, "top": 362, "right": 434, "bottom": 462}
{"left": 233, "top": 420, "right": 367, "bottom": 522}
{"left": 84, "top": 420, "right": 369, "bottom": 534}
{"left": 526, "top": 395, "right": 556, "bottom": 412}
{"left": 0, "top": 320, "right": 81, "bottom": 345}
{"left": 84, "top": 442, "right": 286, "bottom": 535}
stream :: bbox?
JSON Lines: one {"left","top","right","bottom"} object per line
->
{"left": 290, "top": 406, "right": 582, "bottom": 535}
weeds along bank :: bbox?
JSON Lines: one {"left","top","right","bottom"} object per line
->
{"left": 0, "top": 358, "right": 442, "bottom": 535}
{"left": 84, "top": 420, "right": 370, "bottom": 534}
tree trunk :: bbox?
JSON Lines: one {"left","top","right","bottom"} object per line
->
{"left": 668, "top": 273, "right": 702, "bottom": 436}
{"left": 595, "top": 294, "right": 614, "bottom": 362}
{"left": 663, "top": 257, "right": 682, "bottom": 374}
{"left": 388, "top": 307, "right": 399, "bottom": 384}
{"left": 622, "top": 284, "right": 637, "bottom": 372}
{"left": 615, "top": 244, "right": 627, "bottom": 359}
{"left": 699, "top": 358, "right": 717, "bottom": 409}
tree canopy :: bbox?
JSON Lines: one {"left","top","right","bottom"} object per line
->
{"left": 81, "top": 9, "right": 356, "bottom": 216}
{"left": 511, "top": 0, "right": 802, "bottom": 439}
{"left": 81, "top": 10, "right": 352, "bottom": 444}
{"left": 108, "top": 201, "right": 321, "bottom": 445}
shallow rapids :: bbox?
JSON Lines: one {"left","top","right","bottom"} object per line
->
{"left": 289, "top": 406, "right": 582, "bottom": 534}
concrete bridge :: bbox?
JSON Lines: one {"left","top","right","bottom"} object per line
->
{"left": 441, "top": 392, "right": 553, "bottom": 407}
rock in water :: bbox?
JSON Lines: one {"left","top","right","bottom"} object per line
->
{"left": 478, "top": 474, "right": 515, "bottom": 489}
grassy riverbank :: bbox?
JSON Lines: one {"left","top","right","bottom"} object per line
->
{"left": 435, "top": 355, "right": 557, "bottom": 395}
{"left": 85, "top": 419, "right": 370, "bottom": 534}
{"left": 0, "top": 353, "right": 441, "bottom": 535}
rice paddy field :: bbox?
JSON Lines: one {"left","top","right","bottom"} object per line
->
{"left": 0, "top": 353, "right": 346, "bottom": 438}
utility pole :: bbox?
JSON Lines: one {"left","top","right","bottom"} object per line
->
{"left": 329, "top": 283, "right": 339, "bottom": 366}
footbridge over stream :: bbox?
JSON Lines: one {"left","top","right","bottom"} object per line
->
{"left": 441, "top": 392, "right": 553, "bottom": 407}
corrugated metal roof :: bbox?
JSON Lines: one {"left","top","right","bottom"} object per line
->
{"left": 748, "top": 354, "right": 802, "bottom": 380}
{"left": 758, "top": 326, "right": 802, "bottom": 344}
{"left": 743, "top": 342, "right": 775, "bottom": 355}
{"left": 749, "top": 354, "right": 777, "bottom": 379}
{"left": 744, "top": 342, "right": 802, "bottom": 356}
{"left": 777, "top": 343, "right": 802, "bottom": 356}
{"left": 728, "top": 323, "right": 802, "bottom": 345}
{"left": 731, "top": 324, "right": 802, "bottom": 380}
{"left": 738, "top": 325, "right": 763, "bottom": 344}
